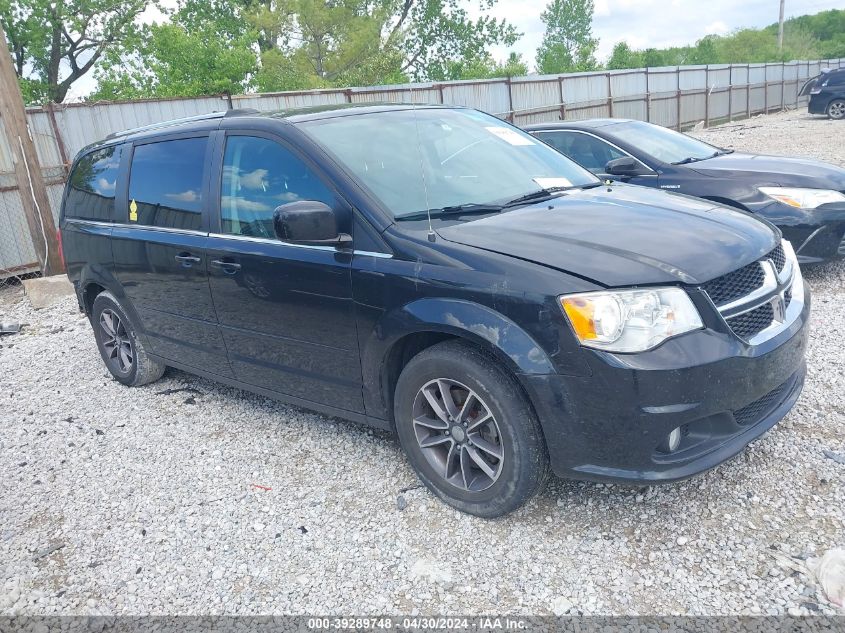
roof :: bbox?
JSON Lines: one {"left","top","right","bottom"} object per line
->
{"left": 523, "top": 118, "right": 636, "bottom": 131}
{"left": 105, "top": 103, "right": 454, "bottom": 141}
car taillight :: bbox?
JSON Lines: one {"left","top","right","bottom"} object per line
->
{"left": 810, "top": 88, "right": 822, "bottom": 94}
{"left": 57, "top": 228, "right": 65, "bottom": 268}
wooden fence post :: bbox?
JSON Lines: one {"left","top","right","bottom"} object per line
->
{"left": 606, "top": 72, "right": 614, "bottom": 117}
{"left": 0, "top": 22, "right": 63, "bottom": 275}
{"left": 558, "top": 77, "right": 566, "bottom": 120}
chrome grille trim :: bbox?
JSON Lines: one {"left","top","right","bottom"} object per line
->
{"left": 708, "top": 240, "right": 804, "bottom": 345}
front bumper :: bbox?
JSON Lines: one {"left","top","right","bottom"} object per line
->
{"left": 522, "top": 283, "right": 810, "bottom": 484}
{"left": 761, "top": 202, "right": 845, "bottom": 263}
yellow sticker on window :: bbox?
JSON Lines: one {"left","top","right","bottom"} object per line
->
{"left": 129, "top": 199, "right": 138, "bottom": 222}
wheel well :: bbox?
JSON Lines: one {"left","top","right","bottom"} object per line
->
{"left": 382, "top": 332, "right": 454, "bottom": 418}
{"left": 82, "top": 282, "right": 106, "bottom": 316}
{"left": 381, "top": 331, "right": 530, "bottom": 426}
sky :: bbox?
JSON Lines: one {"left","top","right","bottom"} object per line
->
{"left": 69, "top": 0, "right": 842, "bottom": 99}
{"left": 479, "top": 0, "right": 844, "bottom": 66}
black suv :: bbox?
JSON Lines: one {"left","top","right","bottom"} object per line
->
{"left": 60, "top": 105, "right": 810, "bottom": 517}
{"left": 803, "top": 67, "right": 845, "bottom": 119}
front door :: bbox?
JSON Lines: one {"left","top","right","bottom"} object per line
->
{"left": 111, "top": 135, "right": 232, "bottom": 377}
{"left": 205, "top": 132, "right": 364, "bottom": 413}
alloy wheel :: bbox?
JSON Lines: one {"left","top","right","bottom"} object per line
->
{"left": 99, "top": 309, "right": 134, "bottom": 374}
{"left": 829, "top": 100, "right": 845, "bottom": 120}
{"left": 411, "top": 378, "right": 504, "bottom": 491}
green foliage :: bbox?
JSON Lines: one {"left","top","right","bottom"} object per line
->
{"left": 535, "top": 0, "right": 599, "bottom": 74}
{"left": 604, "top": 9, "right": 845, "bottom": 69}
{"left": 91, "top": 0, "right": 257, "bottom": 100}
{"left": 436, "top": 51, "right": 528, "bottom": 80}
{"left": 1, "top": 0, "right": 151, "bottom": 103}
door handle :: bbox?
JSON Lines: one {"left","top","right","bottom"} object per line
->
{"left": 174, "top": 253, "right": 201, "bottom": 264}
{"left": 211, "top": 259, "right": 242, "bottom": 273}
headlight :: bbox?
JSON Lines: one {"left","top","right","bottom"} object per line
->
{"left": 560, "top": 288, "right": 703, "bottom": 353}
{"left": 758, "top": 187, "right": 845, "bottom": 209}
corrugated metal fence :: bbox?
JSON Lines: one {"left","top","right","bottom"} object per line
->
{"left": 1, "top": 57, "right": 843, "bottom": 277}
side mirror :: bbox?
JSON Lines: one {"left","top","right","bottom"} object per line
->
{"left": 272, "top": 201, "right": 351, "bottom": 247}
{"left": 605, "top": 156, "right": 647, "bottom": 177}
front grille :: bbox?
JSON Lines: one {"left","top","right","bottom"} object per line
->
{"left": 770, "top": 243, "right": 785, "bottom": 272}
{"left": 701, "top": 245, "right": 785, "bottom": 307}
{"left": 702, "top": 261, "right": 765, "bottom": 306}
{"left": 732, "top": 377, "right": 792, "bottom": 426}
{"left": 726, "top": 303, "right": 774, "bottom": 340}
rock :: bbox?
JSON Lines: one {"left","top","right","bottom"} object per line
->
{"left": 807, "top": 549, "right": 845, "bottom": 607}
{"left": 551, "top": 596, "right": 573, "bottom": 616}
{"left": 396, "top": 495, "right": 408, "bottom": 510}
{"left": 410, "top": 559, "right": 453, "bottom": 584}
{"left": 677, "top": 536, "right": 689, "bottom": 546}
{"left": 22, "top": 275, "right": 75, "bottom": 310}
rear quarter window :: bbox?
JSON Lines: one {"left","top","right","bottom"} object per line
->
{"left": 64, "top": 146, "right": 122, "bottom": 221}
{"left": 128, "top": 137, "right": 208, "bottom": 231}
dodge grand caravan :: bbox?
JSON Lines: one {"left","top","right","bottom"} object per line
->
{"left": 60, "top": 105, "right": 810, "bottom": 517}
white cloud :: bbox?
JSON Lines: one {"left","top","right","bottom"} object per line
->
{"left": 96, "top": 177, "right": 115, "bottom": 193}
{"left": 221, "top": 196, "right": 272, "bottom": 212}
{"left": 165, "top": 189, "right": 199, "bottom": 202}
{"left": 239, "top": 168, "right": 269, "bottom": 190}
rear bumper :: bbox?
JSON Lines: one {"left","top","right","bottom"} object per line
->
{"left": 808, "top": 95, "right": 829, "bottom": 115}
{"left": 522, "top": 285, "right": 810, "bottom": 484}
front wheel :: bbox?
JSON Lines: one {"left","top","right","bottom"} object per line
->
{"left": 394, "top": 340, "right": 548, "bottom": 517}
{"left": 827, "top": 99, "right": 845, "bottom": 120}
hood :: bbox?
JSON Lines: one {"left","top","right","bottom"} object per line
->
{"left": 437, "top": 184, "right": 778, "bottom": 287}
{"left": 690, "top": 152, "right": 845, "bottom": 189}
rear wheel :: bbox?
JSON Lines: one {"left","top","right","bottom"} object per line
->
{"left": 91, "top": 291, "right": 165, "bottom": 387}
{"left": 827, "top": 99, "right": 845, "bottom": 120}
{"left": 394, "top": 340, "right": 548, "bottom": 517}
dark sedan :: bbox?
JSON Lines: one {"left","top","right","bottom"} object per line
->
{"left": 525, "top": 119, "right": 845, "bottom": 263}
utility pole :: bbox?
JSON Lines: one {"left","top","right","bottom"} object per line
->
{"left": 0, "top": 23, "right": 63, "bottom": 276}
{"left": 777, "top": 0, "right": 786, "bottom": 51}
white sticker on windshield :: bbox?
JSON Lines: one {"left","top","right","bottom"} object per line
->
{"left": 485, "top": 126, "right": 535, "bottom": 146}
{"left": 533, "top": 177, "right": 572, "bottom": 188}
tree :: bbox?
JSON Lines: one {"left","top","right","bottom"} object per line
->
{"left": 249, "top": 0, "right": 520, "bottom": 88}
{"left": 435, "top": 50, "right": 528, "bottom": 80}
{"left": 535, "top": 0, "right": 598, "bottom": 74}
{"left": 606, "top": 41, "right": 641, "bottom": 70}
{"left": 0, "top": 0, "right": 151, "bottom": 103}
{"left": 91, "top": 0, "right": 257, "bottom": 100}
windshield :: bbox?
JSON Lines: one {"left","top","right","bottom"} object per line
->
{"left": 607, "top": 121, "right": 721, "bottom": 164}
{"left": 299, "top": 108, "right": 599, "bottom": 219}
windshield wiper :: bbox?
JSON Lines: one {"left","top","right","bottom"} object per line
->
{"left": 502, "top": 186, "right": 570, "bottom": 208}
{"left": 397, "top": 203, "right": 504, "bottom": 221}
{"left": 672, "top": 156, "right": 705, "bottom": 165}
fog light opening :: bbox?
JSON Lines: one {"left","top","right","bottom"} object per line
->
{"left": 659, "top": 427, "right": 683, "bottom": 454}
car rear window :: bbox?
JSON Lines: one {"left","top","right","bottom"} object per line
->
{"left": 128, "top": 137, "right": 207, "bottom": 231}
{"left": 65, "top": 145, "right": 122, "bottom": 222}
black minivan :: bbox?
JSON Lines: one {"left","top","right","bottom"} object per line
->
{"left": 61, "top": 105, "right": 810, "bottom": 517}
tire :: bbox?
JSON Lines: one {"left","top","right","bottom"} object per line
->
{"left": 393, "top": 340, "right": 549, "bottom": 517}
{"left": 827, "top": 99, "right": 845, "bottom": 120}
{"left": 91, "top": 290, "right": 165, "bottom": 387}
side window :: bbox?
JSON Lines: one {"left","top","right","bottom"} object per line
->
{"left": 538, "top": 131, "right": 627, "bottom": 173}
{"left": 827, "top": 73, "right": 845, "bottom": 86}
{"left": 128, "top": 137, "right": 207, "bottom": 231}
{"left": 220, "top": 135, "right": 335, "bottom": 238}
{"left": 65, "top": 146, "right": 122, "bottom": 221}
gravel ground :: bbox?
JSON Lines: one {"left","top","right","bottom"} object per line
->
{"left": 1, "top": 108, "right": 844, "bottom": 617}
